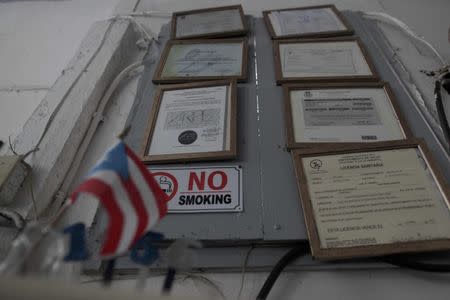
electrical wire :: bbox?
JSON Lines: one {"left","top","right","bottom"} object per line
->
{"left": 434, "top": 79, "right": 450, "bottom": 150}
{"left": 182, "top": 273, "right": 226, "bottom": 300}
{"left": 237, "top": 246, "right": 254, "bottom": 300}
{"left": 128, "top": 11, "right": 172, "bottom": 18}
{"left": 0, "top": 208, "right": 25, "bottom": 229}
{"left": 363, "top": 11, "right": 450, "bottom": 150}
{"left": 256, "top": 241, "right": 310, "bottom": 300}
{"left": 54, "top": 61, "right": 144, "bottom": 205}
{"left": 114, "top": 16, "right": 157, "bottom": 42}
{"left": 102, "top": 258, "right": 117, "bottom": 286}
{"left": 383, "top": 255, "right": 450, "bottom": 273}
{"left": 162, "top": 267, "right": 176, "bottom": 293}
{"left": 255, "top": 241, "right": 450, "bottom": 300}
{"left": 39, "top": 18, "right": 149, "bottom": 221}
{"left": 362, "top": 11, "right": 448, "bottom": 67}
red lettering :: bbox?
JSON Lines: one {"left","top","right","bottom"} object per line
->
{"left": 207, "top": 171, "right": 227, "bottom": 190}
{"left": 188, "top": 172, "right": 205, "bottom": 191}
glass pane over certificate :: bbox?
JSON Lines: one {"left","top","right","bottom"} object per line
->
{"left": 161, "top": 43, "right": 243, "bottom": 78}
{"left": 148, "top": 85, "right": 231, "bottom": 156}
{"left": 302, "top": 148, "right": 450, "bottom": 249}
{"left": 279, "top": 41, "right": 372, "bottom": 78}
{"left": 176, "top": 8, "right": 244, "bottom": 38}
{"left": 290, "top": 87, "right": 405, "bottom": 143}
{"left": 268, "top": 7, "right": 347, "bottom": 37}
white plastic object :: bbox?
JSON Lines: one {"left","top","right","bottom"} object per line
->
{"left": 165, "top": 239, "right": 202, "bottom": 271}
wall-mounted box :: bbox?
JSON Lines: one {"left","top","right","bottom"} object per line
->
{"left": 0, "top": 156, "right": 30, "bottom": 205}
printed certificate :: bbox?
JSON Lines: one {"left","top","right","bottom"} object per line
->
{"left": 293, "top": 140, "right": 450, "bottom": 259}
{"left": 284, "top": 83, "right": 410, "bottom": 148}
{"left": 172, "top": 5, "right": 247, "bottom": 39}
{"left": 142, "top": 80, "right": 237, "bottom": 164}
{"left": 264, "top": 5, "right": 352, "bottom": 39}
{"left": 154, "top": 39, "right": 248, "bottom": 83}
{"left": 273, "top": 38, "right": 377, "bottom": 84}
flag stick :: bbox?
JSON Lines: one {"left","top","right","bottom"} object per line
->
{"left": 117, "top": 125, "right": 131, "bottom": 140}
{"left": 162, "top": 267, "right": 176, "bottom": 293}
{"left": 103, "top": 258, "right": 117, "bottom": 286}
{"left": 135, "top": 266, "right": 149, "bottom": 290}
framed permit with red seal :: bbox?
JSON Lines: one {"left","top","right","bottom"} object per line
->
{"left": 292, "top": 139, "right": 450, "bottom": 260}
{"left": 141, "top": 80, "right": 237, "bottom": 164}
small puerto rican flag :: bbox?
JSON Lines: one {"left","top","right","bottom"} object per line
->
{"left": 71, "top": 140, "right": 168, "bottom": 257}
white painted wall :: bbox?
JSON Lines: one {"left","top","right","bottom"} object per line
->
{"left": 81, "top": 269, "right": 450, "bottom": 300}
{"left": 0, "top": 0, "right": 121, "bottom": 143}
{"left": 1, "top": 0, "right": 450, "bottom": 299}
{"left": 1, "top": 0, "right": 449, "bottom": 145}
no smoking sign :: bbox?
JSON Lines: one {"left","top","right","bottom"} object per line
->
{"left": 149, "top": 165, "right": 243, "bottom": 213}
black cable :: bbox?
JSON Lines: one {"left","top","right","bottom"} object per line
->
{"left": 162, "top": 267, "right": 177, "bottom": 294}
{"left": 102, "top": 258, "right": 117, "bottom": 286}
{"left": 256, "top": 241, "right": 310, "bottom": 300}
{"left": 435, "top": 79, "right": 450, "bottom": 151}
{"left": 383, "top": 255, "right": 450, "bottom": 273}
{"left": 255, "top": 242, "right": 450, "bottom": 300}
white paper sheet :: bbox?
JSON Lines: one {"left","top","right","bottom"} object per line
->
{"left": 149, "top": 85, "right": 229, "bottom": 155}
{"left": 290, "top": 87, "right": 406, "bottom": 143}
{"left": 176, "top": 8, "right": 243, "bottom": 38}
{"left": 302, "top": 148, "right": 450, "bottom": 248}
{"left": 161, "top": 43, "right": 243, "bottom": 78}
{"left": 268, "top": 7, "right": 347, "bottom": 36}
{"left": 280, "top": 41, "right": 373, "bottom": 78}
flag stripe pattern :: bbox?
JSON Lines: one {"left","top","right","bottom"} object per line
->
{"left": 71, "top": 141, "right": 167, "bottom": 257}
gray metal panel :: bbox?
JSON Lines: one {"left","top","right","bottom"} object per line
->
{"left": 87, "top": 13, "right": 450, "bottom": 272}
{"left": 259, "top": 12, "right": 450, "bottom": 240}
{"left": 122, "top": 13, "right": 450, "bottom": 242}
{"left": 254, "top": 18, "right": 307, "bottom": 240}
{"left": 109, "top": 245, "right": 394, "bottom": 274}
{"left": 123, "top": 17, "right": 264, "bottom": 240}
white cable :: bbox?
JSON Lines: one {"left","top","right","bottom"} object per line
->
{"left": 113, "top": 15, "right": 156, "bottom": 41}
{"left": 237, "top": 247, "right": 253, "bottom": 300}
{"left": 110, "top": 15, "right": 161, "bottom": 45}
{"left": 0, "top": 85, "right": 50, "bottom": 92}
{"left": 363, "top": 11, "right": 448, "bottom": 66}
{"left": 128, "top": 11, "right": 172, "bottom": 18}
{"left": 0, "top": 208, "right": 25, "bottom": 229}
{"left": 33, "top": 15, "right": 152, "bottom": 220}
{"left": 49, "top": 61, "right": 144, "bottom": 218}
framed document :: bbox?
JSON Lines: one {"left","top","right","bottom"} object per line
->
{"left": 153, "top": 39, "right": 248, "bottom": 84}
{"left": 284, "top": 82, "right": 411, "bottom": 149}
{"left": 273, "top": 37, "right": 378, "bottom": 84}
{"left": 141, "top": 80, "right": 237, "bottom": 164}
{"left": 263, "top": 5, "right": 353, "bottom": 39}
{"left": 292, "top": 139, "right": 450, "bottom": 260}
{"left": 171, "top": 5, "right": 248, "bottom": 39}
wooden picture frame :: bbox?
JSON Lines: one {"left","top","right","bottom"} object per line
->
{"left": 153, "top": 38, "right": 248, "bottom": 84}
{"left": 141, "top": 80, "right": 237, "bottom": 164}
{"left": 171, "top": 5, "right": 248, "bottom": 40}
{"left": 292, "top": 139, "right": 450, "bottom": 260}
{"left": 273, "top": 37, "right": 378, "bottom": 85}
{"left": 283, "top": 82, "right": 412, "bottom": 149}
{"left": 263, "top": 5, "right": 353, "bottom": 40}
